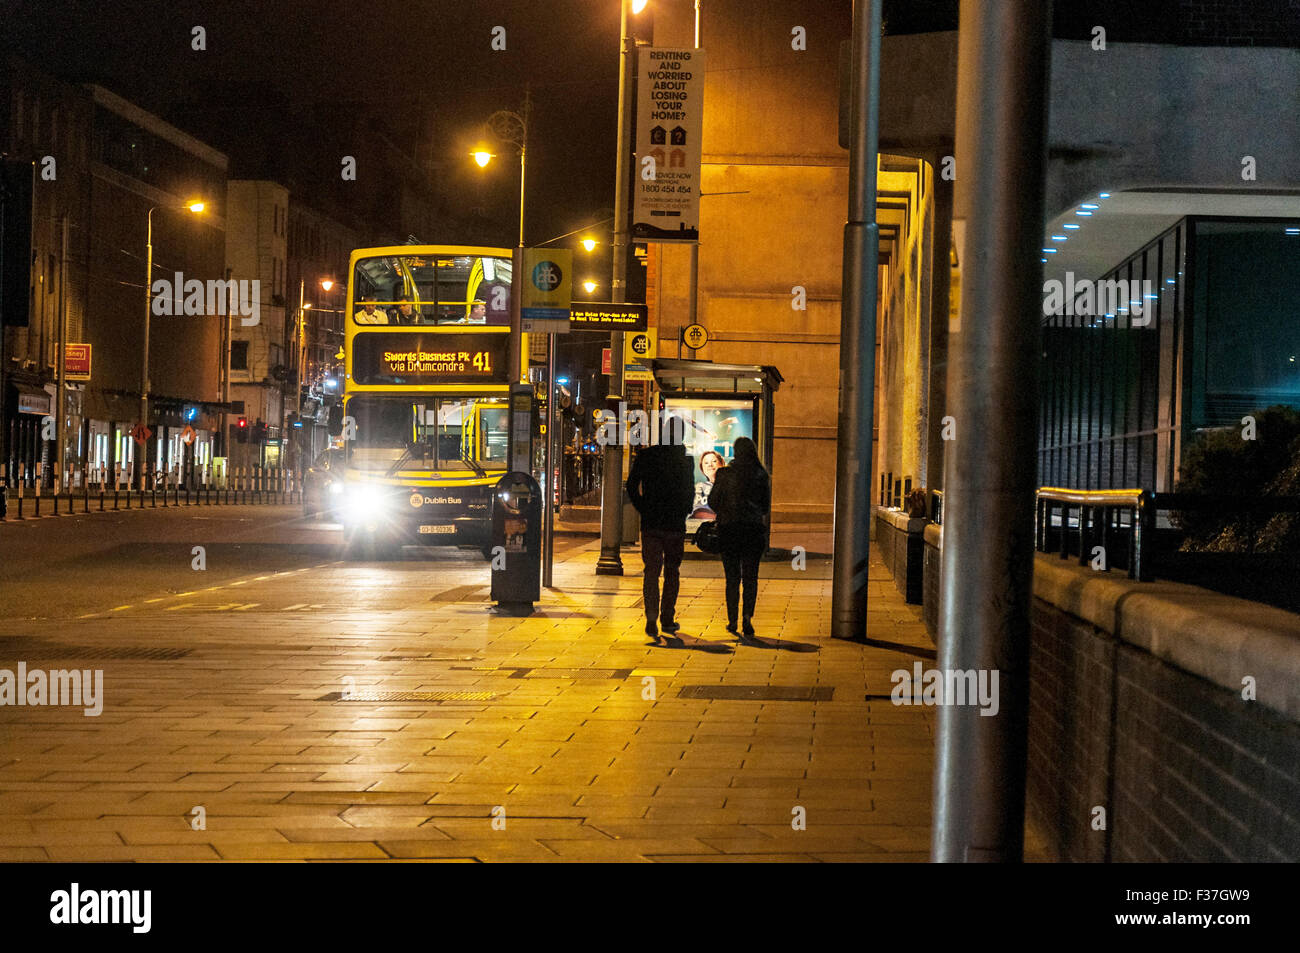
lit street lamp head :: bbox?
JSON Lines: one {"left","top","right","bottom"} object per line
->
{"left": 320, "top": 279, "right": 334, "bottom": 292}
{"left": 582, "top": 280, "right": 597, "bottom": 294}
{"left": 186, "top": 200, "right": 205, "bottom": 213}
{"left": 581, "top": 238, "right": 597, "bottom": 252}
{"left": 631, "top": 0, "right": 649, "bottom": 13}
{"left": 472, "top": 149, "right": 494, "bottom": 168}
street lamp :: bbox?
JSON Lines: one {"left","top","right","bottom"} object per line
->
{"left": 581, "top": 237, "right": 598, "bottom": 253}
{"left": 141, "top": 198, "right": 205, "bottom": 489}
{"left": 583, "top": 280, "right": 598, "bottom": 294}
{"left": 471, "top": 104, "right": 529, "bottom": 379}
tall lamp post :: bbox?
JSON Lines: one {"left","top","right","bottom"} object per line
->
{"left": 475, "top": 95, "right": 570, "bottom": 585}
{"left": 141, "top": 199, "right": 205, "bottom": 489}
{"left": 597, "top": 0, "right": 649, "bottom": 576}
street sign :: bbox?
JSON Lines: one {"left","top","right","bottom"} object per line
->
{"left": 682, "top": 323, "right": 709, "bottom": 349}
{"left": 633, "top": 47, "right": 705, "bottom": 243}
{"left": 569, "top": 302, "right": 648, "bottom": 332}
{"left": 180, "top": 424, "right": 197, "bottom": 445}
{"left": 62, "top": 343, "right": 91, "bottom": 381}
{"left": 601, "top": 347, "right": 612, "bottom": 375}
{"left": 520, "top": 248, "right": 572, "bottom": 334}
{"left": 130, "top": 423, "right": 153, "bottom": 445}
{"left": 624, "top": 329, "right": 657, "bottom": 381}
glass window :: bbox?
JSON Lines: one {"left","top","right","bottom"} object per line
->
{"left": 351, "top": 254, "right": 512, "bottom": 326}
{"left": 345, "top": 395, "right": 509, "bottom": 473}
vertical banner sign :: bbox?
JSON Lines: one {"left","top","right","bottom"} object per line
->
{"left": 520, "top": 248, "right": 572, "bottom": 334}
{"left": 633, "top": 48, "right": 704, "bottom": 243}
{"left": 623, "top": 328, "right": 657, "bottom": 381}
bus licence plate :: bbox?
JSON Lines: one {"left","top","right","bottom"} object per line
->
{"left": 418, "top": 524, "right": 456, "bottom": 535}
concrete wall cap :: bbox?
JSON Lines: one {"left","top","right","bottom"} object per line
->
{"left": 1034, "top": 554, "right": 1300, "bottom": 720}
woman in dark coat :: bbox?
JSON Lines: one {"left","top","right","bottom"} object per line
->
{"left": 707, "top": 437, "right": 771, "bottom": 638}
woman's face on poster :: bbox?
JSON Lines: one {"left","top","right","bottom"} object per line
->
{"left": 701, "top": 452, "right": 723, "bottom": 482}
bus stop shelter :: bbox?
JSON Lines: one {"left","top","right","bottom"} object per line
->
{"left": 649, "top": 358, "right": 783, "bottom": 472}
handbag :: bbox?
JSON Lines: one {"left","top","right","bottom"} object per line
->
{"left": 694, "top": 519, "right": 722, "bottom": 554}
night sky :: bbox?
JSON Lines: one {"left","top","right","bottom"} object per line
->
{"left": 2, "top": 0, "right": 627, "bottom": 252}
{"left": 0, "top": 0, "right": 1222, "bottom": 267}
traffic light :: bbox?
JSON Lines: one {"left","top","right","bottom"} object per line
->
{"left": 253, "top": 420, "right": 268, "bottom": 443}
{"left": 235, "top": 416, "right": 248, "bottom": 444}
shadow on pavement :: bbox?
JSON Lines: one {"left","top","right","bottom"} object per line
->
{"left": 646, "top": 633, "right": 735, "bottom": 653}
{"left": 735, "top": 633, "right": 819, "bottom": 653}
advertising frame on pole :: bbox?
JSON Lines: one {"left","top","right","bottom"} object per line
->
{"left": 632, "top": 47, "right": 704, "bottom": 244}
{"left": 520, "top": 248, "right": 573, "bottom": 334}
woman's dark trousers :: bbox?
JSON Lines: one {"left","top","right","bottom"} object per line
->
{"left": 720, "top": 522, "right": 765, "bottom": 625}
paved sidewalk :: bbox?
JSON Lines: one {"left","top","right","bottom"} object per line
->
{"left": 0, "top": 537, "right": 940, "bottom": 862}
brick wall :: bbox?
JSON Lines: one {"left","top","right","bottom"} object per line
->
{"left": 1028, "top": 597, "right": 1300, "bottom": 861}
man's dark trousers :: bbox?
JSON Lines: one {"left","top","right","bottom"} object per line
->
{"left": 641, "top": 528, "right": 685, "bottom": 627}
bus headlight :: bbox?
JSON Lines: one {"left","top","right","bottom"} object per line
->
{"left": 346, "top": 484, "right": 386, "bottom": 522}
{"left": 328, "top": 481, "right": 344, "bottom": 496}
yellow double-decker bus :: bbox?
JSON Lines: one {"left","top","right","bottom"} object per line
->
{"left": 332, "top": 245, "right": 520, "bottom": 559}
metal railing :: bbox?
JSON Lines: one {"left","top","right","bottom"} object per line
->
{"left": 1, "top": 464, "right": 301, "bottom": 522}
{"left": 1035, "top": 486, "right": 1155, "bottom": 581}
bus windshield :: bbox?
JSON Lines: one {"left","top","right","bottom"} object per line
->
{"left": 346, "top": 395, "right": 509, "bottom": 474}
{"left": 352, "top": 254, "right": 512, "bottom": 326}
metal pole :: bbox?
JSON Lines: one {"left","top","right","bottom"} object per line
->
{"left": 685, "top": 1, "right": 702, "bottom": 342}
{"left": 830, "top": 0, "right": 882, "bottom": 640}
{"left": 543, "top": 333, "right": 557, "bottom": 587}
{"left": 221, "top": 266, "right": 232, "bottom": 458}
{"left": 295, "top": 278, "right": 304, "bottom": 474}
{"left": 55, "top": 214, "right": 68, "bottom": 485}
{"left": 140, "top": 208, "right": 154, "bottom": 490}
{"left": 932, "top": 0, "right": 1051, "bottom": 863}
{"left": 597, "top": 0, "right": 634, "bottom": 576}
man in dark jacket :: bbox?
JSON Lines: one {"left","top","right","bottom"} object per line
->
{"left": 626, "top": 415, "right": 695, "bottom": 640}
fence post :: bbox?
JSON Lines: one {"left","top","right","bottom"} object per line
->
{"left": 1134, "top": 491, "right": 1155, "bottom": 582}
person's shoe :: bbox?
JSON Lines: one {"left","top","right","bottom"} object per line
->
{"left": 726, "top": 621, "right": 740, "bottom": 637}
{"left": 645, "top": 620, "right": 659, "bottom": 639}
{"left": 742, "top": 618, "right": 756, "bottom": 638}
{"left": 660, "top": 619, "right": 681, "bottom": 634}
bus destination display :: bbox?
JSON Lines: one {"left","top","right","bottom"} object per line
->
{"left": 352, "top": 332, "right": 510, "bottom": 385}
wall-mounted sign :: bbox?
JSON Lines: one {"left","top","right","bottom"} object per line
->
{"left": 682, "top": 323, "right": 708, "bottom": 349}
{"left": 351, "top": 331, "right": 511, "bottom": 385}
{"left": 520, "top": 248, "right": 572, "bottom": 334}
{"left": 624, "top": 329, "right": 657, "bottom": 381}
{"left": 633, "top": 47, "right": 704, "bottom": 243}
{"left": 602, "top": 347, "right": 612, "bottom": 375}
{"left": 570, "top": 302, "right": 648, "bottom": 332}
{"left": 62, "top": 343, "right": 91, "bottom": 381}
{"left": 17, "top": 391, "right": 51, "bottom": 415}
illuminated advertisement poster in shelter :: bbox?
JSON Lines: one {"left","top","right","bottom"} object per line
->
{"left": 662, "top": 396, "right": 756, "bottom": 530}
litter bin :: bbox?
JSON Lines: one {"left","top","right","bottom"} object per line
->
{"left": 490, "top": 471, "right": 541, "bottom": 614}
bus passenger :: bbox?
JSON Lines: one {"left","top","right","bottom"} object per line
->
{"left": 392, "top": 296, "right": 422, "bottom": 325}
{"left": 354, "top": 297, "right": 388, "bottom": 325}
